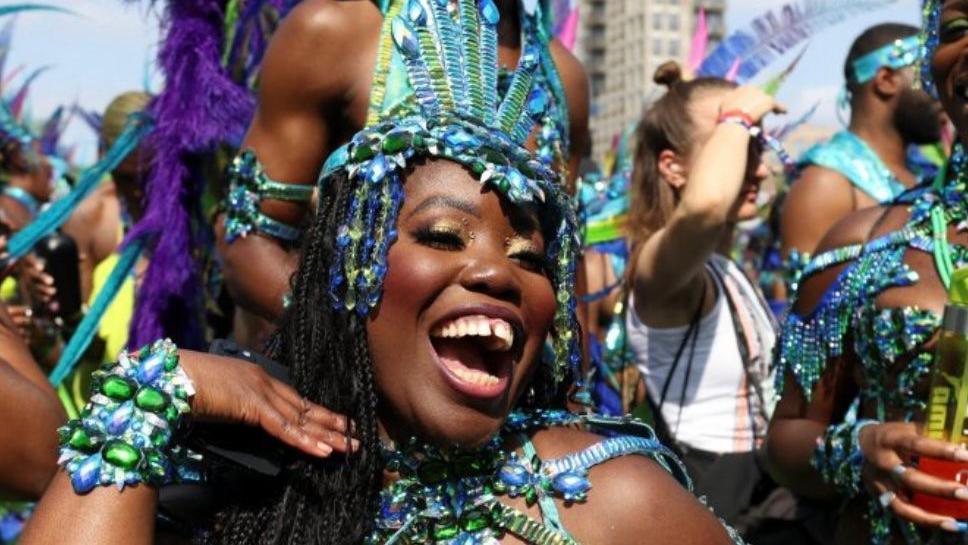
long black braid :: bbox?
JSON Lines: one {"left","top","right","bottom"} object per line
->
{"left": 210, "top": 171, "right": 381, "bottom": 545}
{"left": 210, "top": 166, "right": 569, "bottom": 544}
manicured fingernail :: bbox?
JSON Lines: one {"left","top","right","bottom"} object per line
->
{"left": 954, "top": 447, "right": 968, "bottom": 462}
{"left": 316, "top": 442, "right": 333, "bottom": 456}
{"left": 941, "top": 519, "right": 968, "bottom": 532}
{"left": 350, "top": 438, "right": 360, "bottom": 451}
{"left": 956, "top": 488, "right": 968, "bottom": 501}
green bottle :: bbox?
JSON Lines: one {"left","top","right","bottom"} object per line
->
{"left": 925, "top": 268, "right": 968, "bottom": 444}
{"left": 916, "top": 267, "right": 968, "bottom": 518}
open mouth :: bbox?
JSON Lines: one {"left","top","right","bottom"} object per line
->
{"left": 429, "top": 310, "right": 522, "bottom": 400}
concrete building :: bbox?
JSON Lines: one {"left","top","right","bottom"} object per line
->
{"left": 578, "top": 0, "right": 726, "bottom": 164}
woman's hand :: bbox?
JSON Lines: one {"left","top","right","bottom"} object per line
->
{"left": 178, "top": 350, "right": 356, "bottom": 459}
{"left": 860, "top": 422, "right": 968, "bottom": 532}
{"left": 718, "top": 85, "right": 786, "bottom": 124}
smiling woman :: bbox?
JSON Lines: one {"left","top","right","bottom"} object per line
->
{"left": 17, "top": 1, "right": 742, "bottom": 545}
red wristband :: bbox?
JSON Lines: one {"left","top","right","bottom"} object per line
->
{"left": 717, "top": 110, "right": 755, "bottom": 126}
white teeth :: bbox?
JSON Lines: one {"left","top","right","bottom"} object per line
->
{"left": 430, "top": 314, "right": 515, "bottom": 352}
{"left": 451, "top": 365, "right": 500, "bottom": 386}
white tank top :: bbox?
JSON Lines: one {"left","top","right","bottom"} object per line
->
{"left": 626, "top": 263, "right": 767, "bottom": 454}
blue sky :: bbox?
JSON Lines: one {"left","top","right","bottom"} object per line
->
{"left": 8, "top": 0, "right": 921, "bottom": 165}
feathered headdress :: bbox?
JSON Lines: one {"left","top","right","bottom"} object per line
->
{"left": 317, "top": 0, "right": 580, "bottom": 386}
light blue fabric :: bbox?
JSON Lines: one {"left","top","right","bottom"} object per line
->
{"left": 798, "top": 131, "right": 906, "bottom": 203}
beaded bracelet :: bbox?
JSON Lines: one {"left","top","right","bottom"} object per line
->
{"left": 812, "top": 419, "right": 878, "bottom": 498}
{"left": 57, "top": 339, "right": 196, "bottom": 493}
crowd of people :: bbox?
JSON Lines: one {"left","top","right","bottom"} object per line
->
{"left": 3, "top": 0, "right": 968, "bottom": 544}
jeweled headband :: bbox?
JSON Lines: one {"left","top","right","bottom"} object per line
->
{"left": 317, "top": 0, "right": 581, "bottom": 387}
{"left": 851, "top": 34, "right": 920, "bottom": 84}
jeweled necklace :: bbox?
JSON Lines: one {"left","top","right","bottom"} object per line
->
{"left": 368, "top": 410, "right": 604, "bottom": 545}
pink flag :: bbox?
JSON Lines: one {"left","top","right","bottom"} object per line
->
{"left": 686, "top": 8, "right": 708, "bottom": 76}
{"left": 557, "top": 6, "right": 579, "bottom": 52}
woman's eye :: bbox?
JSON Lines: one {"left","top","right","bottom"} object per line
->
{"left": 941, "top": 18, "right": 968, "bottom": 42}
{"left": 414, "top": 226, "right": 466, "bottom": 250}
{"left": 511, "top": 251, "right": 549, "bottom": 273}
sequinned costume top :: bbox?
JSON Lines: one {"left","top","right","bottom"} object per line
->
{"left": 369, "top": 409, "right": 746, "bottom": 544}
{"left": 778, "top": 151, "right": 968, "bottom": 543}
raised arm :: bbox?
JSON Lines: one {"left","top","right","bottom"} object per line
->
{"left": 632, "top": 86, "right": 781, "bottom": 314}
{"left": 216, "top": 0, "right": 379, "bottom": 321}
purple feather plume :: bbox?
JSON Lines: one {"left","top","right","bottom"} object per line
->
{"left": 126, "top": 0, "right": 296, "bottom": 348}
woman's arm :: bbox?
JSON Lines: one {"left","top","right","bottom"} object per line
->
{"left": 216, "top": 1, "right": 381, "bottom": 321}
{"left": 632, "top": 87, "right": 782, "bottom": 314}
{"left": 19, "top": 348, "right": 354, "bottom": 544}
{"left": 766, "top": 367, "right": 857, "bottom": 500}
{"left": 0, "top": 360, "right": 65, "bottom": 500}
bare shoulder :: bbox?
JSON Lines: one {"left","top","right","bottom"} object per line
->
{"left": 548, "top": 40, "right": 589, "bottom": 151}
{"left": 530, "top": 427, "right": 735, "bottom": 545}
{"left": 262, "top": 0, "right": 381, "bottom": 95}
{"left": 548, "top": 40, "right": 588, "bottom": 94}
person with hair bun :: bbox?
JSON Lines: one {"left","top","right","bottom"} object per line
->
{"left": 623, "top": 62, "right": 783, "bottom": 528}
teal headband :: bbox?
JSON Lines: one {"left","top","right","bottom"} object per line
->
{"left": 851, "top": 35, "right": 920, "bottom": 85}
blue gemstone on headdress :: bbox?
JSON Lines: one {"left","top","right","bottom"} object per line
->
{"left": 519, "top": 47, "right": 539, "bottom": 70}
{"left": 366, "top": 155, "right": 390, "bottom": 184}
{"left": 479, "top": 0, "right": 500, "bottom": 25}
{"left": 392, "top": 17, "right": 420, "bottom": 57}
{"left": 443, "top": 128, "right": 477, "bottom": 151}
{"left": 407, "top": 0, "right": 427, "bottom": 26}
{"left": 70, "top": 454, "right": 102, "bottom": 493}
{"left": 526, "top": 87, "right": 549, "bottom": 117}
{"left": 506, "top": 169, "right": 527, "bottom": 193}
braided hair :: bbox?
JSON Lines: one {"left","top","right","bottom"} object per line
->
{"left": 211, "top": 164, "right": 566, "bottom": 544}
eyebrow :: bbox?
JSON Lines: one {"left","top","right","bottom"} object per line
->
{"left": 406, "top": 194, "right": 481, "bottom": 219}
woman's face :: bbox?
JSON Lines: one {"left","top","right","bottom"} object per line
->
{"left": 935, "top": 1, "right": 968, "bottom": 144}
{"left": 683, "top": 89, "right": 769, "bottom": 222}
{"left": 366, "top": 160, "right": 556, "bottom": 448}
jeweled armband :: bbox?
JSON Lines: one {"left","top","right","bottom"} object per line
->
{"left": 223, "top": 150, "right": 314, "bottom": 243}
{"left": 812, "top": 419, "right": 878, "bottom": 498}
{"left": 57, "top": 339, "right": 196, "bottom": 493}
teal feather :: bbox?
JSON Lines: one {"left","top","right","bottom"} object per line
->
{"left": 0, "top": 4, "right": 74, "bottom": 17}
{"left": 9, "top": 114, "right": 153, "bottom": 258}
{"left": 48, "top": 240, "right": 144, "bottom": 385}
